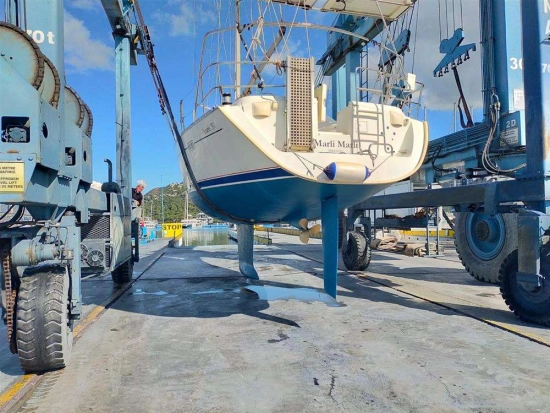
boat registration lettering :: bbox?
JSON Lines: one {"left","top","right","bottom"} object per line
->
{"left": 0, "top": 162, "right": 24, "bottom": 193}
{"left": 202, "top": 122, "right": 216, "bottom": 136}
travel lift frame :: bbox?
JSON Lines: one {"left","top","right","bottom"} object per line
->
{"left": 0, "top": 0, "right": 144, "bottom": 372}
{"left": 331, "top": 0, "right": 550, "bottom": 325}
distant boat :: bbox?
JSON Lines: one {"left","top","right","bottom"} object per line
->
{"left": 181, "top": 213, "right": 211, "bottom": 229}
{"left": 178, "top": 0, "right": 427, "bottom": 228}
{"left": 181, "top": 218, "right": 204, "bottom": 229}
{"left": 202, "top": 223, "right": 228, "bottom": 229}
{"left": 141, "top": 218, "right": 158, "bottom": 230}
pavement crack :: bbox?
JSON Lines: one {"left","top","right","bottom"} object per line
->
{"left": 328, "top": 374, "right": 337, "bottom": 402}
{"left": 422, "top": 363, "right": 458, "bottom": 403}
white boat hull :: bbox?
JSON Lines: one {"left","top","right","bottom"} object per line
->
{"left": 180, "top": 96, "right": 428, "bottom": 224}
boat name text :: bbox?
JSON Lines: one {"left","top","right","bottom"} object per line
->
{"left": 202, "top": 122, "right": 216, "bottom": 136}
{"left": 314, "top": 139, "right": 362, "bottom": 149}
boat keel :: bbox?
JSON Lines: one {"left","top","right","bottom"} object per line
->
{"left": 237, "top": 224, "right": 259, "bottom": 280}
{"left": 321, "top": 196, "right": 338, "bottom": 298}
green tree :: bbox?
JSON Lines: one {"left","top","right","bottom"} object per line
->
{"left": 141, "top": 182, "right": 200, "bottom": 223}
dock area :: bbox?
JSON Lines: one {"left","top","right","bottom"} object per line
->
{"left": 1, "top": 234, "right": 549, "bottom": 412}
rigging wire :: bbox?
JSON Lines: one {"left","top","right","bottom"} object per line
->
{"left": 444, "top": 0, "right": 448, "bottom": 38}
{"left": 132, "top": 0, "right": 256, "bottom": 224}
{"left": 452, "top": 0, "right": 455, "bottom": 32}
{"left": 303, "top": 5, "right": 311, "bottom": 58}
{"left": 411, "top": 0, "right": 420, "bottom": 73}
{"left": 438, "top": 0, "right": 442, "bottom": 42}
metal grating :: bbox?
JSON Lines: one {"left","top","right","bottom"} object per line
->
{"left": 81, "top": 214, "right": 110, "bottom": 241}
{"left": 287, "top": 56, "right": 314, "bottom": 151}
{"left": 427, "top": 123, "right": 490, "bottom": 159}
{"left": 105, "top": 243, "right": 110, "bottom": 267}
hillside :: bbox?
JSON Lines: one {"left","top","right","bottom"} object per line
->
{"left": 141, "top": 182, "right": 200, "bottom": 223}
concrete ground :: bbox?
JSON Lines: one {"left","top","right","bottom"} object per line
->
{"left": 2, "top": 235, "right": 550, "bottom": 412}
{"left": 0, "top": 239, "right": 166, "bottom": 396}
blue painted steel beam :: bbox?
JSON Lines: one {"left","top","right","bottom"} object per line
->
{"left": 353, "top": 178, "right": 547, "bottom": 210}
{"left": 345, "top": 52, "right": 361, "bottom": 108}
{"left": 100, "top": 0, "right": 139, "bottom": 65}
{"left": 322, "top": 195, "right": 339, "bottom": 298}
{"left": 331, "top": 66, "right": 347, "bottom": 118}
{"left": 520, "top": 0, "right": 550, "bottom": 215}
{"left": 330, "top": 50, "right": 362, "bottom": 117}
{"left": 115, "top": 34, "right": 132, "bottom": 200}
{"left": 321, "top": 15, "right": 384, "bottom": 76}
{"left": 427, "top": 0, "right": 527, "bottom": 160}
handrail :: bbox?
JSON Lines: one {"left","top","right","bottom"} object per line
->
{"left": 194, "top": 20, "right": 378, "bottom": 119}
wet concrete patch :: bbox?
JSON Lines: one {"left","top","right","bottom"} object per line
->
{"left": 242, "top": 285, "right": 341, "bottom": 307}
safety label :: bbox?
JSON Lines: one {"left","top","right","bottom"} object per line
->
{"left": 0, "top": 163, "right": 24, "bottom": 193}
{"left": 500, "top": 128, "right": 519, "bottom": 147}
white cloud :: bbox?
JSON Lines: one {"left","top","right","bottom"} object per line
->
{"left": 69, "top": 0, "right": 100, "bottom": 11}
{"left": 404, "top": 0, "right": 482, "bottom": 110}
{"left": 64, "top": 12, "right": 113, "bottom": 72}
{"left": 154, "top": 0, "right": 217, "bottom": 37}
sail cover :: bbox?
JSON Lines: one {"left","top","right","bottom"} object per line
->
{"left": 264, "top": 0, "right": 414, "bottom": 21}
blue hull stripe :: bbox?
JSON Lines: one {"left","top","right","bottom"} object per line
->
{"left": 198, "top": 168, "right": 293, "bottom": 189}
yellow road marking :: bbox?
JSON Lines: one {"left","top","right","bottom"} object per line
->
{"left": 0, "top": 301, "right": 107, "bottom": 411}
{"left": 73, "top": 305, "right": 105, "bottom": 338}
{"left": 0, "top": 375, "right": 34, "bottom": 409}
{"left": 0, "top": 251, "right": 165, "bottom": 410}
{"left": 0, "top": 300, "right": 123, "bottom": 409}
{"left": 486, "top": 320, "right": 550, "bottom": 346}
{"left": 357, "top": 273, "right": 550, "bottom": 346}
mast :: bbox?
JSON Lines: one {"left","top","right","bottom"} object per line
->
{"left": 185, "top": 191, "right": 189, "bottom": 220}
{"left": 235, "top": 0, "right": 241, "bottom": 98}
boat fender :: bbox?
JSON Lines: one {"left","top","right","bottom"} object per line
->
{"left": 252, "top": 101, "right": 272, "bottom": 118}
{"left": 323, "top": 162, "right": 370, "bottom": 183}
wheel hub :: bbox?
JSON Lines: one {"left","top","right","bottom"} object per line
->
{"left": 474, "top": 221, "right": 490, "bottom": 241}
{"left": 465, "top": 213, "right": 505, "bottom": 261}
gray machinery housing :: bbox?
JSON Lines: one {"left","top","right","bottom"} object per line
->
{"left": 0, "top": 0, "right": 134, "bottom": 373}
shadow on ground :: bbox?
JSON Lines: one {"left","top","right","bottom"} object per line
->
{"left": 95, "top": 245, "right": 545, "bottom": 334}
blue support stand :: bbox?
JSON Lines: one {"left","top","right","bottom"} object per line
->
{"left": 237, "top": 224, "right": 259, "bottom": 280}
{"left": 322, "top": 196, "right": 338, "bottom": 298}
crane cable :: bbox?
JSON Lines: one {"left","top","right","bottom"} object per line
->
{"left": 132, "top": 0, "right": 256, "bottom": 224}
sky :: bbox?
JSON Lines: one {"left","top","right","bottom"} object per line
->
{"left": 6, "top": 0, "right": 484, "bottom": 191}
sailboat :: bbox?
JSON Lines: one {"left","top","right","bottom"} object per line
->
{"left": 177, "top": 0, "right": 427, "bottom": 297}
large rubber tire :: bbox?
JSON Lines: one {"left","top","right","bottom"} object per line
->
{"left": 342, "top": 231, "right": 371, "bottom": 271}
{"left": 111, "top": 259, "right": 133, "bottom": 284}
{"left": 499, "top": 250, "right": 550, "bottom": 326}
{"left": 338, "top": 211, "right": 346, "bottom": 250}
{"left": 454, "top": 212, "right": 517, "bottom": 283}
{"left": 16, "top": 265, "right": 73, "bottom": 372}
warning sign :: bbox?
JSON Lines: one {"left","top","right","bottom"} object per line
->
{"left": 0, "top": 163, "right": 24, "bottom": 193}
{"left": 162, "top": 223, "right": 183, "bottom": 238}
